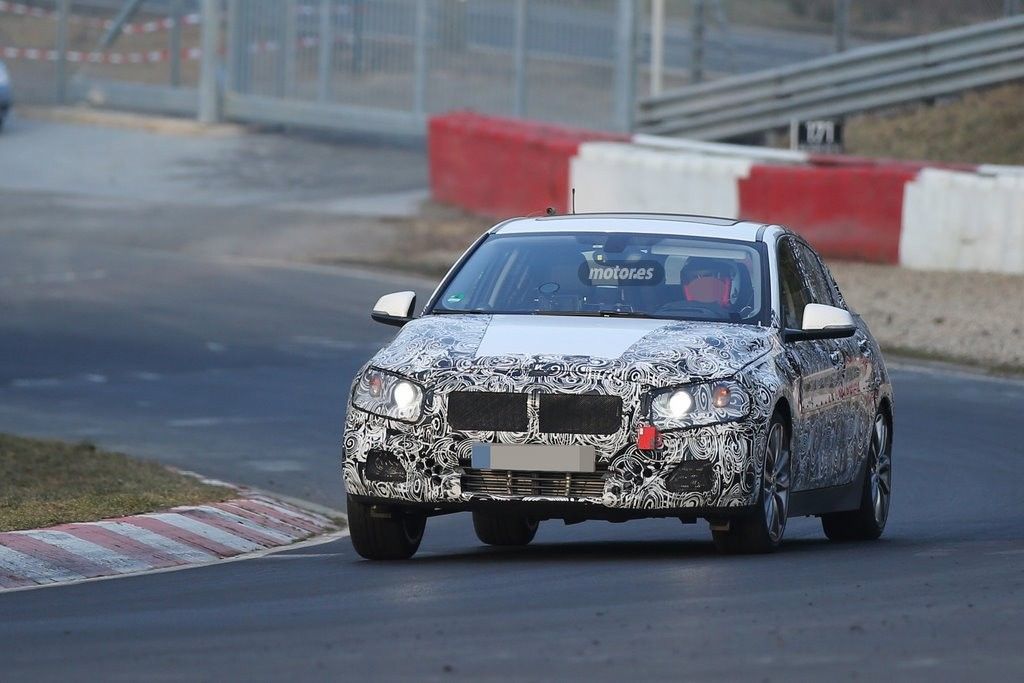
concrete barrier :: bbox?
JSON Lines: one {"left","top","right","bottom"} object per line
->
{"left": 901, "top": 168, "right": 1024, "bottom": 274}
{"left": 428, "top": 113, "right": 1024, "bottom": 273}
{"left": 428, "top": 112, "right": 625, "bottom": 218}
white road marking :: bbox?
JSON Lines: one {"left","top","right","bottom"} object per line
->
{"left": 21, "top": 530, "right": 153, "bottom": 574}
{"left": 205, "top": 341, "right": 227, "bottom": 353}
{"left": 83, "top": 374, "right": 107, "bottom": 383}
{"left": 0, "top": 545, "right": 86, "bottom": 584}
{"left": 132, "top": 371, "right": 162, "bottom": 381}
{"left": 98, "top": 521, "right": 217, "bottom": 564}
{"left": 10, "top": 378, "right": 62, "bottom": 388}
{"left": 247, "top": 459, "right": 308, "bottom": 473}
{"left": 147, "top": 513, "right": 264, "bottom": 553}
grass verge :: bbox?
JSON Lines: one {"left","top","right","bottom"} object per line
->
{"left": 0, "top": 434, "right": 235, "bottom": 532}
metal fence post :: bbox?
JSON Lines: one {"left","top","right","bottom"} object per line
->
{"left": 834, "top": 0, "right": 849, "bottom": 52}
{"left": 198, "top": 0, "right": 222, "bottom": 124}
{"left": 413, "top": 0, "right": 429, "bottom": 113}
{"left": 55, "top": 0, "right": 70, "bottom": 104}
{"left": 318, "top": 0, "right": 334, "bottom": 101}
{"left": 226, "top": 0, "right": 245, "bottom": 94}
{"left": 613, "top": 0, "right": 637, "bottom": 132}
{"left": 690, "top": 0, "right": 705, "bottom": 83}
{"left": 169, "top": 0, "right": 183, "bottom": 87}
{"left": 282, "top": 0, "right": 298, "bottom": 97}
{"left": 513, "top": 0, "right": 528, "bottom": 116}
{"left": 650, "top": 0, "right": 665, "bottom": 95}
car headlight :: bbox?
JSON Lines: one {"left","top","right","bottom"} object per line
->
{"left": 649, "top": 380, "right": 750, "bottom": 430}
{"left": 352, "top": 367, "right": 424, "bottom": 422}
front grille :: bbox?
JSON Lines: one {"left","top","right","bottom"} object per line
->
{"left": 539, "top": 394, "right": 622, "bottom": 435}
{"left": 447, "top": 392, "right": 528, "bottom": 432}
{"left": 462, "top": 469, "right": 606, "bottom": 498}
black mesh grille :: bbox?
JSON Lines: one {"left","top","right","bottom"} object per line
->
{"left": 539, "top": 394, "right": 622, "bottom": 435}
{"left": 447, "top": 392, "right": 528, "bottom": 432}
{"left": 462, "top": 469, "right": 606, "bottom": 498}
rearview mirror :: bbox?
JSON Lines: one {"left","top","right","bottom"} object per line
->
{"left": 784, "top": 303, "right": 856, "bottom": 342}
{"left": 371, "top": 291, "right": 416, "bottom": 327}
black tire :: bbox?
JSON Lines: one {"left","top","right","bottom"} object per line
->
{"left": 712, "top": 410, "right": 791, "bottom": 555}
{"left": 822, "top": 408, "right": 892, "bottom": 542}
{"left": 347, "top": 494, "right": 426, "bottom": 560}
{"left": 472, "top": 511, "right": 538, "bottom": 546}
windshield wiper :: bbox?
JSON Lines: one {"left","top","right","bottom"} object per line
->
{"left": 431, "top": 309, "right": 491, "bottom": 315}
{"left": 534, "top": 310, "right": 655, "bottom": 319}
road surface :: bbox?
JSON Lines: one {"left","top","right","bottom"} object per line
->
{"left": 0, "top": 119, "right": 1022, "bottom": 680}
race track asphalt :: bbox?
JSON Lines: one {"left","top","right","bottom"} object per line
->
{"left": 1, "top": 127, "right": 1022, "bottom": 680}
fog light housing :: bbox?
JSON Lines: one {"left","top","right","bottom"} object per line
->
{"left": 364, "top": 449, "right": 407, "bottom": 483}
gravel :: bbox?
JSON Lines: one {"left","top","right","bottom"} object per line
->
{"left": 829, "top": 261, "right": 1024, "bottom": 373}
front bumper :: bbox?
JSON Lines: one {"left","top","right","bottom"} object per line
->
{"left": 343, "top": 407, "right": 767, "bottom": 512}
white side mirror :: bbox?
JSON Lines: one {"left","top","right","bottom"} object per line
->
{"left": 802, "top": 303, "right": 855, "bottom": 331}
{"left": 371, "top": 291, "right": 416, "bottom": 327}
{"left": 785, "top": 303, "right": 856, "bottom": 342}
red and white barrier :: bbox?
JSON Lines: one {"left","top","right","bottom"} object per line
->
{"left": 0, "top": 1, "right": 200, "bottom": 33}
{"left": 428, "top": 113, "right": 1024, "bottom": 274}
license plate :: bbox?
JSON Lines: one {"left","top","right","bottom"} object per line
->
{"left": 471, "top": 443, "right": 596, "bottom": 473}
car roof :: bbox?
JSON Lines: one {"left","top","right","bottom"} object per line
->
{"left": 492, "top": 213, "right": 769, "bottom": 242}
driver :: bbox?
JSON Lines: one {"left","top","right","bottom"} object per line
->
{"left": 679, "top": 257, "right": 737, "bottom": 309}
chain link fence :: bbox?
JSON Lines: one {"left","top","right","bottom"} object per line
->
{"left": 1, "top": 0, "right": 1020, "bottom": 131}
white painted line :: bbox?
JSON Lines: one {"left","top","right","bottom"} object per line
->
{"left": 0, "top": 545, "right": 86, "bottom": 584}
{"left": 98, "top": 521, "right": 218, "bottom": 564}
{"left": 192, "top": 506, "right": 298, "bottom": 544}
{"left": 22, "top": 530, "right": 153, "bottom": 574}
{"left": 1, "top": 529, "right": 348, "bottom": 595}
{"left": 147, "top": 513, "right": 264, "bottom": 553}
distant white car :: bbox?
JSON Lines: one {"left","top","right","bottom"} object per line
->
{"left": 0, "top": 60, "right": 11, "bottom": 132}
{"left": 343, "top": 213, "right": 894, "bottom": 559}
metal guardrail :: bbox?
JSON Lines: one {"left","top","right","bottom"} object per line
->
{"left": 637, "top": 15, "right": 1024, "bottom": 140}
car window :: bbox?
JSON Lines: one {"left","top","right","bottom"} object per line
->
{"left": 795, "top": 243, "right": 836, "bottom": 307}
{"left": 777, "top": 239, "right": 809, "bottom": 328}
{"left": 431, "top": 232, "right": 768, "bottom": 324}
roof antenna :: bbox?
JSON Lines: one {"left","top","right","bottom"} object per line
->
{"left": 571, "top": 187, "right": 576, "bottom": 214}
{"left": 545, "top": 207, "right": 556, "bottom": 216}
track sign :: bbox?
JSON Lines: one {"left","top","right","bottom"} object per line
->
{"left": 796, "top": 119, "right": 844, "bottom": 154}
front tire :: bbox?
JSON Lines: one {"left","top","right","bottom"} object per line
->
{"left": 347, "top": 494, "right": 426, "bottom": 560}
{"left": 712, "top": 412, "right": 791, "bottom": 554}
{"left": 472, "top": 511, "right": 538, "bottom": 546}
{"left": 822, "top": 409, "right": 892, "bottom": 541}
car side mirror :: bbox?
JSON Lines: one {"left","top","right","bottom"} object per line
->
{"left": 371, "top": 291, "right": 416, "bottom": 327}
{"left": 784, "top": 303, "right": 856, "bottom": 342}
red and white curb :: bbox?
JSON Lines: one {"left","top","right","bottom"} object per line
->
{"left": 0, "top": 495, "right": 341, "bottom": 591}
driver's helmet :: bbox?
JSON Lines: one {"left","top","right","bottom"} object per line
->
{"left": 680, "top": 257, "right": 736, "bottom": 307}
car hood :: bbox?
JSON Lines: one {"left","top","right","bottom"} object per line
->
{"left": 371, "top": 314, "right": 775, "bottom": 384}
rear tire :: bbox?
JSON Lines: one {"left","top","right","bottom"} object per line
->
{"left": 822, "top": 408, "right": 892, "bottom": 541}
{"left": 712, "top": 411, "right": 791, "bottom": 555}
{"left": 472, "top": 511, "right": 538, "bottom": 546}
{"left": 347, "top": 494, "right": 426, "bottom": 560}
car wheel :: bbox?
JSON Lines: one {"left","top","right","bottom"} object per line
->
{"left": 472, "top": 511, "right": 539, "bottom": 546}
{"left": 822, "top": 409, "right": 892, "bottom": 541}
{"left": 712, "top": 411, "right": 791, "bottom": 554}
{"left": 347, "top": 494, "right": 426, "bottom": 560}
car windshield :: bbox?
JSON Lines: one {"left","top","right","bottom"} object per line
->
{"left": 431, "top": 232, "right": 767, "bottom": 324}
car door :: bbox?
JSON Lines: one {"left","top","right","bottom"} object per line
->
{"left": 777, "top": 237, "right": 847, "bottom": 491}
{"left": 810, "top": 247, "right": 879, "bottom": 481}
